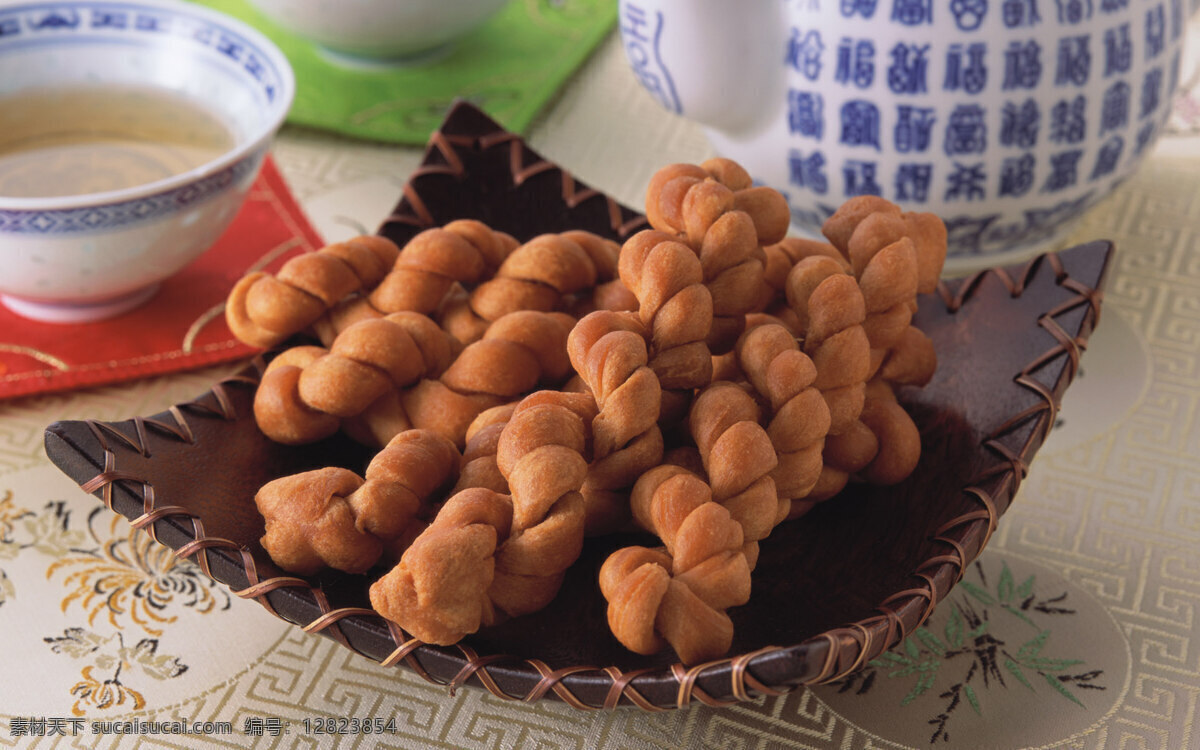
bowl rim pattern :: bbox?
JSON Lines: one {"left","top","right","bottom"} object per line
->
{"left": 0, "top": 0, "right": 295, "bottom": 213}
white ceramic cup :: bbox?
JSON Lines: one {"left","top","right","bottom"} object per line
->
{"left": 0, "top": 0, "right": 294, "bottom": 323}
{"left": 245, "top": 0, "right": 509, "bottom": 62}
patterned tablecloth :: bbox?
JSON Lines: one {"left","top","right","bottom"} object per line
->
{"left": 1, "top": 25, "right": 1198, "bottom": 750}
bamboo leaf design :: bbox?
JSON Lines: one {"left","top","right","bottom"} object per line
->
{"left": 1017, "top": 630, "right": 1050, "bottom": 660}
{"left": 1004, "top": 658, "right": 1035, "bottom": 691}
{"left": 905, "top": 637, "right": 920, "bottom": 659}
{"left": 998, "top": 564, "right": 1014, "bottom": 603}
{"left": 861, "top": 558, "right": 1104, "bottom": 745}
{"left": 916, "top": 628, "right": 948, "bottom": 657}
{"left": 859, "top": 670, "right": 876, "bottom": 695}
{"left": 869, "top": 651, "right": 908, "bottom": 667}
{"left": 945, "top": 608, "right": 964, "bottom": 649}
{"left": 959, "top": 581, "right": 995, "bottom": 605}
{"left": 1001, "top": 602, "right": 1040, "bottom": 628}
{"left": 1017, "top": 574, "right": 1035, "bottom": 599}
{"left": 1028, "top": 656, "right": 1085, "bottom": 672}
{"left": 1044, "top": 673, "right": 1085, "bottom": 707}
{"left": 964, "top": 684, "right": 981, "bottom": 715}
{"left": 901, "top": 665, "right": 938, "bottom": 706}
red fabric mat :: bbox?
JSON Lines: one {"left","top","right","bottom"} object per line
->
{"left": 0, "top": 157, "right": 323, "bottom": 400}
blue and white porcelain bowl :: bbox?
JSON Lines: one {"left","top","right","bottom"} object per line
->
{"left": 0, "top": 0, "right": 294, "bottom": 323}
{"left": 245, "top": 0, "right": 508, "bottom": 62}
{"left": 618, "top": 0, "right": 1187, "bottom": 271}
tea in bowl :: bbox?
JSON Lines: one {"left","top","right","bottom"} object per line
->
{"left": 0, "top": 0, "right": 294, "bottom": 323}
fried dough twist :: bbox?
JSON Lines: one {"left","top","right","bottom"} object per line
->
{"left": 453, "top": 404, "right": 519, "bottom": 495}
{"left": 784, "top": 256, "right": 873, "bottom": 501}
{"left": 369, "top": 394, "right": 590, "bottom": 643}
{"left": 821, "top": 196, "right": 947, "bottom": 295}
{"left": 688, "top": 383, "right": 785, "bottom": 559}
{"left": 785, "top": 257, "right": 871, "bottom": 434}
{"left": 735, "top": 323, "right": 832, "bottom": 511}
{"left": 254, "top": 429, "right": 460, "bottom": 575}
{"left": 822, "top": 198, "right": 946, "bottom": 385}
{"left": 440, "top": 231, "right": 619, "bottom": 344}
{"left": 226, "top": 235, "right": 400, "bottom": 349}
{"left": 643, "top": 160, "right": 788, "bottom": 354}
{"left": 567, "top": 311, "right": 665, "bottom": 534}
{"left": 368, "top": 219, "right": 517, "bottom": 315}
{"left": 565, "top": 229, "right": 639, "bottom": 317}
{"left": 758, "top": 237, "right": 849, "bottom": 327}
{"left": 489, "top": 395, "right": 591, "bottom": 616}
{"left": 619, "top": 230, "right": 713, "bottom": 421}
{"left": 369, "top": 487, "right": 512, "bottom": 644}
{"left": 253, "top": 312, "right": 453, "bottom": 445}
{"left": 309, "top": 220, "right": 519, "bottom": 345}
{"left": 790, "top": 379, "right": 923, "bottom": 517}
{"left": 361, "top": 310, "right": 576, "bottom": 448}
{"left": 601, "top": 465, "right": 751, "bottom": 664}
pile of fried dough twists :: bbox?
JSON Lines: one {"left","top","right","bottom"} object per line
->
{"left": 226, "top": 159, "right": 947, "bottom": 665}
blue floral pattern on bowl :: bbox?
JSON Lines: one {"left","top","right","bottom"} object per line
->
{"left": 0, "top": 0, "right": 293, "bottom": 322}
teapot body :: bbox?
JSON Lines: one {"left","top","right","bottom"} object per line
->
{"left": 619, "top": 0, "right": 1186, "bottom": 269}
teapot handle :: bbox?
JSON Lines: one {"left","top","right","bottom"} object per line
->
{"left": 617, "top": 0, "right": 787, "bottom": 136}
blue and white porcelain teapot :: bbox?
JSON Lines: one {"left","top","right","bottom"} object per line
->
{"left": 618, "top": 0, "right": 1186, "bottom": 269}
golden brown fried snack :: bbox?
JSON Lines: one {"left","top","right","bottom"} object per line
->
{"left": 784, "top": 256, "right": 874, "bottom": 502}
{"left": 253, "top": 312, "right": 453, "bottom": 445}
{"left": 440, "top": 232, "right": 615, "bottom": 344}
{"left": 785, "top": 256, "right": 871, "bottom": 433}
{"left": 254, "top": 429, "right": 460, "bottom": 575}
{"left": 370, "top": 393, "right": 590, "bottom": 643}
{"left": 735, "top": 323, "right": 831, "bottom": 507}
{"left": 226, "top": 235, "right": 399, "bottom": 349}
{"left": 490, "top": 394, "right": 590, "bottom": 615}
{"left": 464, "top": 391, "right": 605, "bottom": 530}
{"left": 363, "top": 219, "right": 518, "bottom": 317}
{"left": 453, "top": 403, "right": 519, "bottom": 494}
{"left": 759, "top": 237, "right": 849, "bottom": 307}
{"left": 821, "top": 197, "right": 947, "bottom": 385}
{"left": 369, "top": 487, "right": 513, "bottom": 644}
{"left": 567, "top": 311, "right": 665, "bottom": 535}
{"left": 569, "top": 279, "right": 640, "bottom": 319}
{"left": 822, "top": 196, "right": 947, "bottom": 295}
{"left": 645, "top": 159, "right": 789, "bottom": 249}
{"left": 402, "top": 310, "right": 575, "bottom": 446}
{"left": 252, "top": 346, "right": 340, "bottom": 445}
{"left": 855, "top": 379, "right": 921, "bottom": 485}
{"left": 688, "top": 383, "right": 784, "bottom": 559}
{"left": 619, "top": 230, "right": 713, "bottom": 420}
{"left": 561, "top": 232, "right": 638, "bottom": 316}
{"left": 603, "top": 460, "right": 752, "bottom": 664}
{"left": 643, "top": 159, "right": 785, "bottom": 354}
{"left": 790, "top": 379, "right": 922, "bottom": 518}
{"left": 244, "top": 155, "right": 941, "bottom": 664}
{"left": 346, "top": 310, "right": 576, "bottom": 448}
{"left": 600, "top": 547, "right": 735, "bottom": 664}
{"left": 628, "top": 466, "right": 753, "bottom": 602}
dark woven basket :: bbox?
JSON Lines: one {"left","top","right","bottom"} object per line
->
{"left": 44, "top": 102, "right": 1112, "bottom": 711}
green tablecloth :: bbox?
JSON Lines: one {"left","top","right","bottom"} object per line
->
{"left": 195, "top": 0, "right": 616, "bottom": 144}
